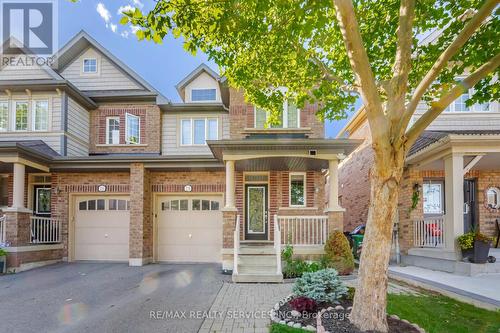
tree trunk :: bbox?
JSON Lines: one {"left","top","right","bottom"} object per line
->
{"left": 350, "top": 147, "right": 405, "bottom": 332}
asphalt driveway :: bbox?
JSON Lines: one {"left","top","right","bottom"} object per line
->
{"left": 0, "top": 262, "right": 230, "bottom": 333}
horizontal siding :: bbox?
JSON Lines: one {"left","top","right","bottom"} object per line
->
{"left": 67, "top": 97, "right": 90, "bottom": 143}
{"left": 66, "top": 136, "right": 89, "bottom": 156}
{"left": 61, "top": 47, "right": 142, "bottom": 91}
{"left": 0, "top": 60, "right": 52, "bottom": 81}
{"left": 52, "top": 96, "right": 62, "bottom": 131}
{"left": 162, "top": 113, "right": 225, "bottom": 156}
{"left": 0, "top": 134, "right": 62, "bottom": 154}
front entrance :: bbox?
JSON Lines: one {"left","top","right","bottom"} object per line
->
{"left": 464, "top": 179, "right": 477, "bottom": 233}
{"left": 245, "top": 184, "right": 268, "bottom": 240}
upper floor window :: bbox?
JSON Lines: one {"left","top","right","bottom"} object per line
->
{"left": 106, "top": 117, "right": 120, "bottom": 144}
{"left": 255, "top": 101, "right": 300, "bottom": 129}
{"left": 181, "top": 118, "right": 218, "bottom": 145}
{"left": 0, "top": 102, "right": 8, "bottom": 131}
{"left": 444, "top": 90, "right": 491, "bottom": 112}
{"left": 125, "top": 113, "right": 140, "bottom": 144}
{"left": 191, "top": 89, "right": 216, "bottom": 102}
{"left": 33, "top": 100, "right": 49, "bottom": 131}
{"left": 15, "top": 101, "right": 28, "bottom": 131}
{"left": 83, "top": 58, "right": 97, "bottom": 73}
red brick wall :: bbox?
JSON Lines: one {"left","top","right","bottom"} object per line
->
{"left": 89, "top": 104, "right": 161, "bottom": 154}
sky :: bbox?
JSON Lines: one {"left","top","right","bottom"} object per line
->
{"left": 58, "top": 0, "right": 356, "bottom": 138}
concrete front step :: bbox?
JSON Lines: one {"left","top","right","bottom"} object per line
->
{"left": 238, "top": 255, "right": 277, "bottom": 267}
{"left": 239, "top": 246, "right": 275, "bottom": 255}
{"left": 232, "top": 273, "right": 283, "bottom": 283}
{"left": 238, "top": 265, "right": 279, "bottom": 275}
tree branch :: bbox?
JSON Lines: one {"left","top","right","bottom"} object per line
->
{"left": 405, "top": 52, "right": 500, "bottom": 146}
{"left": 332, "top": 0, "right": 387, "bottom": 139}
{"left": 309, "top": 56, "right": 360, "bottom": 93}
{"left": 399, "top": 0, "right": 497, "bottom": 133}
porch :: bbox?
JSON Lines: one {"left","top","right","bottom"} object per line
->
{"left": 401, "top": 131, "right": 500, "bottom": 275}
{"left": 208, "top": 138, "right": 360, "bottom": 282}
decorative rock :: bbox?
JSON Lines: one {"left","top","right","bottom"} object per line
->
{"left": 272, "top": 317, "right": 280, "bottom": 323}
{"left": 279, "top": 320, "right": 286, "bottom": 325}
{"left": 327, "top": 306, "right": 334, "bottom": 311}
{"left": 334, "top": 305, "right": 344, "bottom": 311}
{"left": 418, "top": 328, "right": 426, "bottom": 333}
{"left": 274, "top": 303, "right": 280, "bottom": 310}
{"left": 320, "top": 308, "right": 327, "bottom": 314}
{"left": 290, "top": 310, "right": 301, "bottom": 317}
{"left": 401, "top": 319, "right": 410, "bottom": 324}
{"left": 293, "top": 323, "right": 302, "bottom": 329}
{"left": 412, "top": 323, "right": 420, "bottom": 329}
{"left": 347, "top": 306, "right": 353, "bottom": 311}
{"left": 305, "top": 325, "right": 316, "bottom": 331}
{"left": 389, "top": 314, "right": 400, "bottom": 320}
{"left": 287, "top": 321, "right": 295, "bottom": 327}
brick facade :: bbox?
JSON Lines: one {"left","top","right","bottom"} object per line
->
{"left": 89, "top": 104, "right": 161, "bottom": 154}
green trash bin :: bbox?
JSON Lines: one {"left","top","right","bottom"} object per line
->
{"left": 351, "top": 234, "right": 364, "bottom": 258}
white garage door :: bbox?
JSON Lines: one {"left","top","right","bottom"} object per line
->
{"left": 157, "top": 195, "right": 222, "bottom": 262}
{"left": 74, "top": 195, "right": 130, "bottom": 261}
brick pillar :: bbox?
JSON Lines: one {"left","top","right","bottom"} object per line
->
{"left": 327, "top": 211, "right": 344, "bottom": 234}
{"left": 222, "top": 209, "right": 237, "bottom": 272}
{"left": 3, "top": 210, "right": 32, "bottom": 269}
{"left": 129, "top": 163, "right": 152, "bottom": 266}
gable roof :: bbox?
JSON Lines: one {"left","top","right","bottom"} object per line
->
{"left": 175, "top": 63, "right": 220, "bottom": 98}
{"left": 54, "top": 30, "right": 169, "bottom": 104}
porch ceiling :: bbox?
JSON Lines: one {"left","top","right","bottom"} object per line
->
{"left": 235, "top": 156, "right": 327, "bottom": 171}
{"left": 414, "top": 152, "right": 500, "bottom": 171}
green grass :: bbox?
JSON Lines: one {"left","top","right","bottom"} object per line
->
{"left": 270, "top": 292, "right": 500, "bottom": 333}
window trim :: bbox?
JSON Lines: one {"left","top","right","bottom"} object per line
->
{"left": 82, "top": 58, "right": 98, "bottom": 74}
{"left": 422, "top": 179, "right": 445, "bottom": 216}
{"left": 444, "top": 84, "right": 494, "bottom": 113}
{"left": 13, "top": 100, "right": 29, "bottom": 132}
{"left": 106, "top": 116, "right": 120, "bottom": 145}
{"left": 254, "top": 101, "right": 301, "bottom": 129}
{"left": 125, "top": 113, "right": 140, "bottom": 144}
{"left": 180, "top": 117, "right": 219, "bottom": 146}
{"left": 190, "top": 88, "right": 217, "bottom": 102}
{"left": 32, "top": 99, "right": 49, "bottom": 132}
{"left": 289, "top": 172, "right": 307, "bottom": 208}
{"left": 0, "top": 101, "right": 9, "bottom": 131}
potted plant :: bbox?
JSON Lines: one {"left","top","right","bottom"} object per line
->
{"left": 457, "top": 232, "right": 474, "bottom": 260}
{"left": 0, "top": 248, "right": 7, "bottom": 274}
{"left": 473, "top": 232, "right": 493, "bottom": 264}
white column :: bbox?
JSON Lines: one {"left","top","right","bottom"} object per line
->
{"left": 12, "top": 162, "right": 26, "bottom": 210}
{"left": 328, "top": 159, "right": 342, "bottom": 211}
{"left": 444, "top": 153, "right": 464, "bottom": 252}
{"left": 225, "top": 160, "right": 235, "bottom": 209}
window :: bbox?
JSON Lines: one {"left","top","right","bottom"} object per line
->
{"left": 0, "top": 102, "right": 8, "bottom": 131}
{"left": 109, "top": 199, "right": 128, "bottom": 211}
{"left": 486, "top": 187, "right": 500, "bottom": 209}
{"left": 125, "top": 113, "right": 140, "bottom": 144}
{"left": 444, "top": 88, "right": 492, "bottom": 112}
{"left": 255, "top": 101, "right": 300, "bottom": 129}
{"left": 106, "top": 117, "right": 120, "bottom": 144}
{"left": 289, "top": 173, "right": 306, "bottom": 207}
{"left": 191, "top": 88, "right": 216, "bottom": 102}
{"left": 33, "top": 100, "right": 49, "bottom": 131}
{"left": 83, "top": 58, "right": 97, "bottom": 73}
{"left": 15, "top": 101, "right": 28, "bottom": 131}
{"left": 180, "top": 118, "right": 218, "bottom": 145}
{"left": 423, "top": 180, "right": 444, "bottom": 215}
{"left": 0, "top": 176, "right": 8, "bottom": 206}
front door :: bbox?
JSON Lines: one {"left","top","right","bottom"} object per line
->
{"left": 33, "top": 185, "right": 51, "bottom": 217}
{"left": 245, "top": 184, "right": 268, "bottom": 240}
{"left": 464, "top": 179, "right": 477, "bottom": 233}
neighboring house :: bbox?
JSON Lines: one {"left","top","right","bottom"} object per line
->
{"left": 0, "top": 31, "right": 360, "bottom": 282}
{"left": 338, "top": 87, "right": 500, "bottom": 274}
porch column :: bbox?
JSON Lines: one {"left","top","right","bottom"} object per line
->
{"left": 326, "top": 158, "right": 344, "bottom": 233}
{"left": 225, "top": 160, "right": 236, "bottom": 209}
{"left": 12, "top": 162, "right": 26, "bottom": 210}
{"left": 444, "top": 153, "right": 464, "bottom": 253}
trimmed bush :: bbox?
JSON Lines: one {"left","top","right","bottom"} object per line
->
{"left": 323, "top": 231, "right": 355, "bottom": 275}
{"left": 292, "top": 268, "right": 348, "bottom": 303}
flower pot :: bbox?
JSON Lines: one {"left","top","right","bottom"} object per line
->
{"left": 0, "top": 255, "right": 6, "bottom": 274}
{"left": 461, "top": 248, "right": 473, "bottom": 261}
{"left": 472, "top": 240, "right": 491, "bottom": 264}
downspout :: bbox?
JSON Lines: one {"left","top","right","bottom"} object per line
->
{"left": 393, "top": 208, "right": 401, "bottom": 265}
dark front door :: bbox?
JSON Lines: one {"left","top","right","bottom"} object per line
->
{"left": 33, "top": 185, "right": 51, "bottom": 217}
{"left": 463, "top": 179, "right": 477, "bottom": 233}
{"left": 245, "top": 184, "right": 268, "bottom": 240}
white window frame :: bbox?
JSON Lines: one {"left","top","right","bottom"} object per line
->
{"left": 191, "top": 88, "right": 217, "bottom": 102}
{"left": 82, "top": 58, "right": 98, "bottom": 74}
{"left": 289, "top": 172, "right": 306, "bottom": 207}
{"left": 0, "top": 101, "right": 9, "bottom": 131}
{"left": 13, "top": 100, "right": 29, "bottom": 131}
{"left": 444, "top": 84, "right": 495, "bottom": 113}
{"left": 32, "top": 99, "right": 49, "bottom": 132}
{"left": 254, "top": 101, "right": 301, "bottom": 129}
{"left": 180, "top": 117, "right": 218, "bottom": 146}
{"left": 125, "top": 113, "right": 140, "bottom": 144}
{"left": 106, "top": 116, "right": 120, "bottom": 144}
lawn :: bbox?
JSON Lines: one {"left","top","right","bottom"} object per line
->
{"left": 270, "top": 291, "right": 500, "bottom": 333}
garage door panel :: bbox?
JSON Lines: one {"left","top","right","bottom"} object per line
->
{"left": 76, "top": 228, "right": 129, "bottom": 244}
{"left": 158, "top": 230, "right": 221, "bottom": 245}
{"left": 74, "top": 244, "right": 128, "bottom": 261}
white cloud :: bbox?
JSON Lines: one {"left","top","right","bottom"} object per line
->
{"left": 131, "top": 0, "right": 144, "bottom": 8}
{"left": 110, "top": 24, "right": 117, "bottom": 33}
{"left": 117, "top": 4, "right": 134, "bottom": 15}
{"left": 96, "top": 3, "right": 111, "bottom": 23}
{"left": 130, "top": 25, "right": 140, "bottom": 34}
{"left": 121, "top": 31, "right": 130, "bottom": 38}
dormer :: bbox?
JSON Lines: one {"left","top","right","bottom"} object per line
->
{"left": 176, "top": 64, "right": 222, "bottom": 103}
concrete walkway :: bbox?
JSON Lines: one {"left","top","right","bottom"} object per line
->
{"left": 199, "top": 283, "right": 292, "bottom": 333}
{"left": 389, "top": 265, "right": 500, "bottom": 310}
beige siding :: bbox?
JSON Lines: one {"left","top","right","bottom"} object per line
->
{"left": 184, "top": 72, "right": 221, "bottom": 103}
{"left": 61, "top": 47, "right": 142, "bottom": 91}
{"left": 162, "top": 113, "right": 226, "bottom": 156}
{"left": 0, "top": 133, "right": 62, "bottom": 154}
{"left": 0, "top": 57, "right": 53, "bottom": 80}
{"left": 67, "top": 97, "right": 90, "bottom": 143}
{"left": 66, "top": 136, "right": 89, "bottom": 156}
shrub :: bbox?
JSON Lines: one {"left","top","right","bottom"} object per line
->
{"left": 289, "top": 296, "right": 317, "bottom": 313}
{"left": 292, "top": 268, "right": 348, "bottom": 303}
{"left": 0, "top": 248, "right": 6, "bottom": 257}
{"left": 281, "top": 244, "right": 325, "bottom": 278}
{"left": 457, "top": 232, "right": 474, "bottom": 250}
{"left": 323, "top": 231, "right": 355, "bottom": 275}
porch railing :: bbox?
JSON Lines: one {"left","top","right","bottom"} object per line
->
{"left": 30, "top": 217, "right": 62, "bottom": 244}
{"left": 413, "top": 216, "right": 445, "bottom": 248}
{"left": 0, "top": 215, "right": 5, "bottom": 245}
{"left": 233, "top": 215, "right": 240, "bottom": 275}
{"left": 274, "top": 215, "right": 282, "bottom": 275}
{"left": 278, "top": 215, "right": 328, "bottom": 246}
